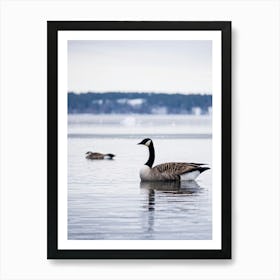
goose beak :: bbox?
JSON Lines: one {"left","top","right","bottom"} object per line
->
{"left": 137, "top": 139, "right": 146, "bottom": 145}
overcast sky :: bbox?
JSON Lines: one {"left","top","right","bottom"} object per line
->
{"left": 68, "top": 40, "right": 212, "bottom": 94}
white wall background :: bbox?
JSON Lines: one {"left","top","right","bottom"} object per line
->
{"left": 0, "top": 0, "right": 279, "bottom": 279}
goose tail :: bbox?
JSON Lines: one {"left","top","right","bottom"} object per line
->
{"left": 105, "top": 153, "right": 115, "bottom": 159}
{"left": 197, "top": 166, "right": 210, "bottom": 173}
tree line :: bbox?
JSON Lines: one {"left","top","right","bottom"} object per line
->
{"left": 68, "top": 92, "right": 212, "bottom": 114}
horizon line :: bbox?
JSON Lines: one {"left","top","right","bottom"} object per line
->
{"left": 68, "top": 91, "right": 212, "bottom": 95}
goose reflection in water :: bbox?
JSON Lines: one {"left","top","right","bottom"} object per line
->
{"left": 140, "top": 180, "right": 200, "bottom": 195}
{"left": 140, "top": 180, "right": 201, "bottom": 235}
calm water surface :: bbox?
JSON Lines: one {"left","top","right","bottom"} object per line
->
{"left": 68, "top": 114, "right": 212, "bottom": 240}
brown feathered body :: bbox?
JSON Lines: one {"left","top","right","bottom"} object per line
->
{"left": 153, "top": 162, "right": 208, "bottom": 180}
{"left": 140, "top": 162, "right": 209, "bottom": 181}
{"left": 85, "top": 152, "right": 115, "bottom": 160}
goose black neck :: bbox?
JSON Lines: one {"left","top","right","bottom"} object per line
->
{"left": 145, "top": 141, "right": 155, "bottom": 168}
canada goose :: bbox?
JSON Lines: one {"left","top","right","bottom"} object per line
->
{"left": 85, "top": 151, "right": 115, "bottom": 160}
{"left": 137, "top": 138, "right": 209, "bottom": 181}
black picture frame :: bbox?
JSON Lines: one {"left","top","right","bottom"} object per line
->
{"left": 47, "top": 21, "right": 231, "bottom": 259}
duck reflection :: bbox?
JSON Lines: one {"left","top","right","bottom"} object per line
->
{"left": 140, "top": 180, "right": 201, "bottom": 234}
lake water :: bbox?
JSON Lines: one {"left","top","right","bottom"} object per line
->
{"left": 68, "top": 114, "right": 212, "bottom": 240}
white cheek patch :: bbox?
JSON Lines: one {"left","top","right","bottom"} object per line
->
{"left": 145, "top": 140, "right": 151, "bottom": 146}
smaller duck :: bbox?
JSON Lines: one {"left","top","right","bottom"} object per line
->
{"left": 85, "top": 151, "right": 115, "bottom": 160}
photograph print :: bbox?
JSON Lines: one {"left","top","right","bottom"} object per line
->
{"left": 47, "top": 21, "right": 231, "bottom": 259}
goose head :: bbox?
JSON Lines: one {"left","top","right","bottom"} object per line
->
{"left": 85, "top": 151, "right": 92, "bottom": 155}
{"left": 137, "top": 138, "right": 152, "bottom": 147}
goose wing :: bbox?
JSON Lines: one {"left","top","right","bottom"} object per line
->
{"left": 188, "top": 162, "right": 206, "bottom": 166}
{"left": 152, "top": 162, "right": 201, "bottom": 175}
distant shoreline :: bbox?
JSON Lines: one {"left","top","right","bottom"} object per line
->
{"left": 68, "top": 92, "right": 212, "bottom": 115}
